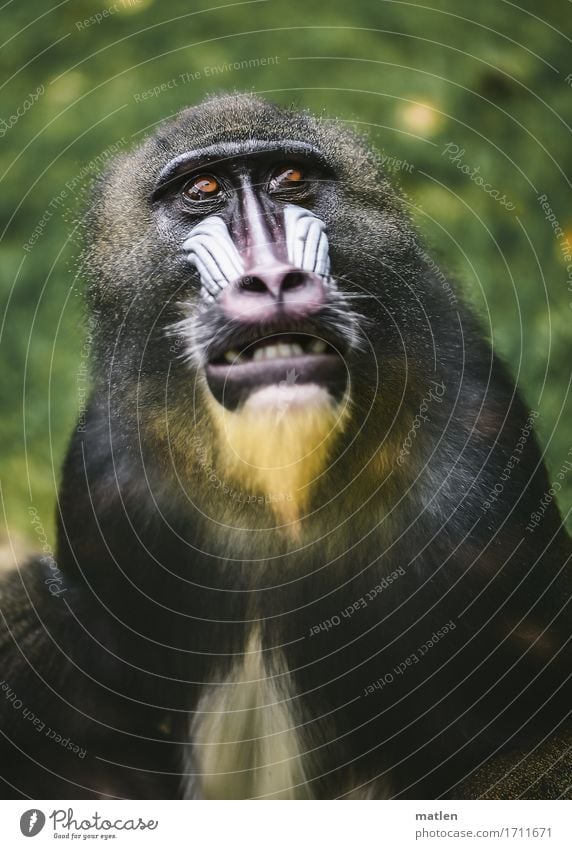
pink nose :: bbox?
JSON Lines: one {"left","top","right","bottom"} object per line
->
{"left": 220, "top": 265, "right": 326, "bottom": 322}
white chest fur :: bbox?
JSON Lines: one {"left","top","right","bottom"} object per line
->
{"left": 188, "top": 630, "right": 311, "bottom": 799}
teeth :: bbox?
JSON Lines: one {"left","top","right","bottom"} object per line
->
{"left": 263, "top": 344, "right": 283, "bottom": 360}
{"left": 251, "top": 343, "right": 306, "bottom": 361}
{"left": 222, "top": 339, "right": 327, "bottom": 364}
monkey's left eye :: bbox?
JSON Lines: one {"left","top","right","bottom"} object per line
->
{"left": 182, "top": 175, "right": 221, "bottom": 202}
{"left": 269, "top": 165, "right": 304, "bottom": 192}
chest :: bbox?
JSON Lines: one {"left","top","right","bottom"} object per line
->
{"left": 186, "top": 629, "right": 311, "bottom": 799}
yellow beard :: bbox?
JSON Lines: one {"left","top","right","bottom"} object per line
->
{"left": 206, "top": 384, "right": 349, "bottom": 529}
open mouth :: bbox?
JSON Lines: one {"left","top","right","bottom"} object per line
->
{"left": 205, "top": 332, "right": 348, "bottom": 410}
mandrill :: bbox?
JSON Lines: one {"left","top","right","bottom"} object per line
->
{"left": 0, "top": 94, "right": 570, "bottom": 800}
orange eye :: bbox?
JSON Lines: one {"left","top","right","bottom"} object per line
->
{"left": 183, "top": 174, "right": 221, "bottom": 201}
{"left": 270, "top": 165, "right": 304, "bottom": 190}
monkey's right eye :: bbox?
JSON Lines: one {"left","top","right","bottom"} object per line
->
{"left": 182, "top": 175, "right": 221, "bottom": 202}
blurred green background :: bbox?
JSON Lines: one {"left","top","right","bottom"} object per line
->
{"left": 1, "top": 0, "right": 571, "bottom": 556}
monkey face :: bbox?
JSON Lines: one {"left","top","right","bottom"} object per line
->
{"left": 88, "top": 97, "right": 417, "bottom": 426}
{"left": 153, "top": 139, "right": 360, "bottom": 417}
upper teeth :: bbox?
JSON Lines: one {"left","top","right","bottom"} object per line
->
{"left": 253, "top": 343, "right": 304, "bottom": 361}
{"left": 222, "top": 338, "right": 328, "bottom": 364}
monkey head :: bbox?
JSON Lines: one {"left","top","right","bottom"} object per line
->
{"left": 85, "top": 95, "right": 441, "bottom": 526}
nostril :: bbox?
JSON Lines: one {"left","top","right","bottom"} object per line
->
{"left": 238, "top": 275, "right": 268, "bottom": 293}
{"left": 281, "top": 271, "right": 306, "bottom": 291}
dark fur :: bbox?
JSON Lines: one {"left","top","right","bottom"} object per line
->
{"left": 1, "top": 94, "right": 570, "bottom": 799}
